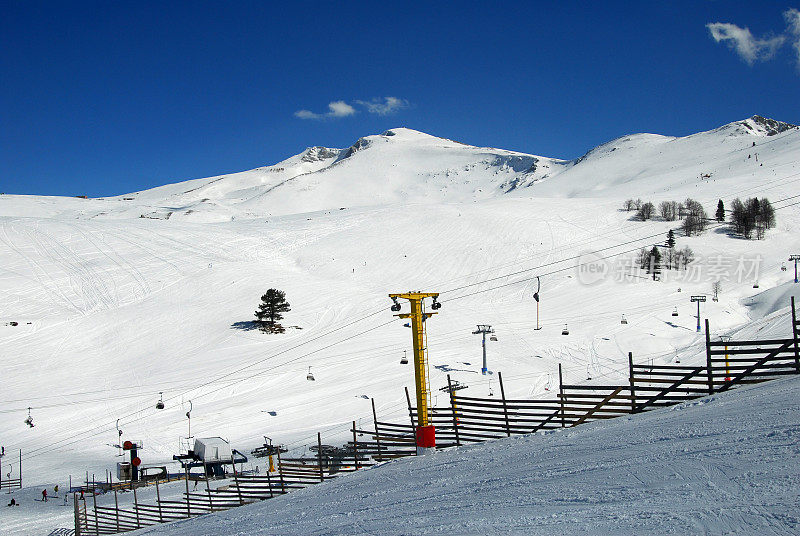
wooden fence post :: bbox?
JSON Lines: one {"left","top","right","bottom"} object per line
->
{"left": 352, "top": 421, "right": 360, "bottom": 469}
{"left": 184, "top": 466, "right": 191, "bottom": 518}
{"left": 558, "top": 363, "right": 565, "bottom": 427}
{"left": 133, "top": 485, "right": 141, "bottom": 528}
{"left": 705, "top": 319, "right": 714, "bottom": 394}
{"left": 73, "top": 492, "right": 82, "bottom": 536}
{"left": 317, "top": 433, "right": 325, "bottom": 483}
{"left": 204, "top": 465, "right": 213, "bottom": 511}
{"left": 404, "top": 386, "right": 417, "bottom": 434}
{"left": 371, "top": 398, "right": 383, "bottom": 462}
{"left": 792, "top": 296, "right": 799, "bottom": 373}
{"left": 92, "top": 482, "right": 99, "bottom": 535}
{"left": 231, "top": 455, "right": 244, "bottom": 505}
{"left": 447, "top": 375, "right": 461, "bottom": 446}
{"left": 113, "top": 485, "right": 120, "bottom": 532}
{"left": 276, "top": 448, "right": 286, "bottom": 494}
{"left": 628, "top": 352, "right": 637, "bottom": 413}
{"left": 498, "top": 371, "right": 511, "bottom": 437}
{"left": 155, "top": 478, "right": 163, "bottom": 523}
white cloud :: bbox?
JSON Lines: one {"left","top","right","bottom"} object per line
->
{"left": 327, "top": 101, "right": 357, "bottom": 117}
{"left": 785, "top": 8, "right": 800, "bottom": 68}
{"left": 356, "top": 97, "right": 410, "bottom": 115}
{"left": 706, "top": 22, "right": 785, "bottom": 65}
{"left": 294, "top": 100, "right": 357, "bottom": 120}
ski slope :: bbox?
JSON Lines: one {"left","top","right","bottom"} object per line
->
{"left": 1, "top": 117, "right": 799, "bottom": 536}
{"left": 97, "top": 372, "right": 800, "bottom": 535}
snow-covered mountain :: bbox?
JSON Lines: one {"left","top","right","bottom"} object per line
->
{"left": 1, "top": 116, "right": 798, "bottom": 536}
{"left": 5, "top": 116, "right": 796, "bottom": 222}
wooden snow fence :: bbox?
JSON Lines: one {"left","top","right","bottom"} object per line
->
{"left": 75, "top": 298, "right": 800, "bottom": 535}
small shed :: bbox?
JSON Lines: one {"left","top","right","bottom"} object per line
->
{"left": 193, "top": 437, "right": 233, "bottom": 463}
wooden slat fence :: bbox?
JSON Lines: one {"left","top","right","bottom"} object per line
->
{"left": 76, "top": 297, "right": 800, "bottom": 535}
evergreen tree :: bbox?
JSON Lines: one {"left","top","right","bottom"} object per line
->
{"left": 255, "top": 289, "right": 291, "bottom": 333}
{"left": 666, "top": 229, "right": 675, "bottom": 249}
{"left": 649, "top": 246, "right": 662, "bottom": 280}
{"left": 715, "top": 199, "right": 725, "bottom": 222}
{"left": 730, "top": 197, "right": 776, "bottom": 239}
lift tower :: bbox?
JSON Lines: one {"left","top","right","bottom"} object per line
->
{"left": 790, "top": 255, "right": 800, "bottom": 283}
{"left": 472, "top": 325, "right": 495, "bottom": 375}
{"left": 691, "top": 295, "right": 707, "bottom": 333}
{"left": 389, "top": 292, "right": 440, "bottom": 454}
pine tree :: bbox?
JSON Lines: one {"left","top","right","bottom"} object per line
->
{"left": 649, "top": 246, "right": 662, "bottom": 280}
{"left": 255, "top": 289, "right": 291, "bottom": 333}
{"left": 715, "top": 199, "right": 725, "bottom": 222}
{"left": 666, "top": 229, "right": 675, "bottom": 249}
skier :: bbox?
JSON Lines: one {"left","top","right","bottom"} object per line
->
{"left": 79, "top": 490, "right": 85, "bottom": 501}
{"left": 6, "top": 498, "right": 16, "bottom": 507}
{"left": 42, "top": 489, "right": 47, "bottom": 502}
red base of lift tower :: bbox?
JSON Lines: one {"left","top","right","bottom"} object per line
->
{"left": 416, "top": 425, "right": 436, "bottom": 455}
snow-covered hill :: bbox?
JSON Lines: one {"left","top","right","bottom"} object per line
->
{"left": 132, "top": 374, "right": 800, "bottom": 536}
{"left": 1, "top": 116, "right": 799, "bottom": 536}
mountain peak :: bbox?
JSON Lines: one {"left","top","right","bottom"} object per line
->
{"left": 748, "top": 115, "right": 797, "bottom": 136}
{"left": 714, "top": 115, "right": 797, "bottom": 137}
{"left": 300, "top": 146, "right": 340, "bottom": 163}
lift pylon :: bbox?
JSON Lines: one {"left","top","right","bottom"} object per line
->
{"left": 389, "top": 291, "right": 439, "bottom": 454}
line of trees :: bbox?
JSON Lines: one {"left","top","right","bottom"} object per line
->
{"left": 729, "top": 197, "right": 775, "bottom": 239}
{"left": 638, "top": 243, "right": 694, "bottom": 274}
{"left": 624, "top": 197, "right": 708, "bottom": 235}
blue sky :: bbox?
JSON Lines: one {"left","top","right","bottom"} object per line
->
{"left": 2, "top": 1, "right": 799, "bottom": 197}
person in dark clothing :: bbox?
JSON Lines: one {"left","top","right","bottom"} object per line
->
{"left": 42, "top": 489, "right": 47, "bottom": 502}
{"left": 6, "top": 498, "right": 16, "bottom": 506}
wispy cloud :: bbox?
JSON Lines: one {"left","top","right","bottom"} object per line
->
{"left": 706, "top": 22, "right": 785, "bottom": 65}
{"left": 294, "top": 97, "right": 410, "bottom": 120}
{"left": 294, "top": 100, "right": 357, "bottom": 120}
{"left": 785, "top": 8, "right": 800, "bottom": 68}
{"left": 356, "top": 97, "right": 410, "bottom": 115}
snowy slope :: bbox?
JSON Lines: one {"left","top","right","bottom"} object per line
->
{"left": 129, "top": 375, "right": 800, "bottom": 535}
{"left": 1, "top": 116, "right": 799, "bottom": 533}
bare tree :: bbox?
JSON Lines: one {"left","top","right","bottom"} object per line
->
{"left": 637, "top": 202, "right": 655, "bottom": 221}
{"left": 678, "top": 246, "right": 695, "bottom": 269}
{"left": 659, "top": 201, "right": 678, "bottom": 221}
{"left": 712, "top": 280, "right": 721, "bottom": 301}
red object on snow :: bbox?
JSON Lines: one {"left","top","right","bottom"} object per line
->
{"left": 416, "top": 425, "right": 436, "bottom": 448}
{"left": 131, "top": 457, "right": 142, "bottom": 467}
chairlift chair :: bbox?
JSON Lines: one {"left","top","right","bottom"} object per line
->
{"left": 753, "top": 281, "right": 759, "bottom": 288}
{"left": 561, "top": 324, "right": 569, "bottom": 336}
{"left": 488, "top": 379, "right": 494, "bottom": 397}
{"left": 24, "top": 407, "right": 34, "bottom": 428}
{"left": 156, "top": 392, "right": 165, "bottom": 410}
{"left": 586, "top": 365, "right": 592, "bottom": 381}
{"left": 489, "top": 334, "right": 498, "bottom": 341}
{"left": 400, "top": 350, "right": 408, "bottom": 365}
{"left": 306, "top": 366, "right": 315, "bottom": 381}
{"left": 781, "top": 263, "right": 787, "bottom": 272}
{"left": 621, "top": 314, "right": 628, "bottom": 324}
{"left": 672, "top": 307, "right": 679, "bottom": 317}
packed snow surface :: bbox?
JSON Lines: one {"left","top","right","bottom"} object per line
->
{"left": 128, "top": 376, "right": 800, "bottom": 535}
{"left": 1, "top": 116, "right": 799, "bottom": 535}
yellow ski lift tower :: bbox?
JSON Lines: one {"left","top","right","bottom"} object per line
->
{"left": 389, "top": 291, "right": 440, "bottom": 454}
